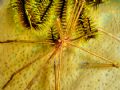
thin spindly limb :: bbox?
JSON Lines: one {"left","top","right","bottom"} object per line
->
{"left": 54, "top": 61, "right": 60, "bottom": 90}
{"left": 56, "top": 18, "right": 64, "bottom": 40}
{"left": 68, "top": 42, "right": 120, "bottom": 68}
{"left": 2, "top": 47, "right": 55, "bottom": 89}
{"left": 98, "top": 28, "right": 120, "bottom": 43}
{"left": 70, "top": 34, "right": 85, "bottom": 41}
{"left": 24, "top": 67, "right": 44, "bottom": 90}
{"left": 81, "top": 63, "right": 117, "bottom": 69}
{"left": 54, "top": 48, "right": 62, "bottom": 90}
{"left": 67, "top": 0, "right": 85, "bottom": 35}
{"left": 25, "top": 47, "right": 61, "bottom": 90}
{"left": 0, "top": 40, "right": 55, "bottom": 45}
{"left": 66, "top": 0, "right": 78, "bottom": 33}
{"left": 72, "top": 0, "right": 85, "bottom": 29}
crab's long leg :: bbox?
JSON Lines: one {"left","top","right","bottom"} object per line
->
{"left": 24, "top": 48, "right": 57, "bottom": 90}
{"left": 0, "top": 40, "right": 54, "bottom": 45}
{"left": 71, "top": 0, "right": 85, "bottom": 29}
{"left": 54, "top": 47, "right": 62, "bottom": 90}
{"left": 54, "top": 61, "right": 60, "bottom": 90}
{"left": 66, "top": 0, "right": 78, "bottom": 33}
{"left": 98, "top": 28, "right": 120, "bottom": 42}
{"left": 56, "top": 18, "right": 64, "bottom": 40}
{"left": 2, "top": 46, "right": 55, "bottom": 89}
{"left": 70, "top": 34, "right": 86, "bottom": 41}
{"left": 25, "top": 46, "right": 61, "bottom": 90}
{"left": 81, "top": 63, "right": 118, "bottom": 68}
{"left": 67, "top": 0, "right": 85, "bottom": 35}
{"left": 69, "top": 42, "right": 120, "bottom": 68}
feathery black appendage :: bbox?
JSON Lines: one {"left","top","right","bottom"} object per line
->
{"left": 17, "top": 0, "right": 31, "bottom": 28}
{"left": 82, "top": 17, "right": 98, "bottom": 40}
{"left": 31, "top": 23, "right": 39, "bottom": 29}
{"left": 24, "top": 0, "right": 42, "bottom": 30}
{"left": 48, "top": 27, "right": 60, "bottom": 43}
{"left": 56, "top": 0, "right": 67, "bottom": 30}
{"left": 59, "top": 0, "right": 66, "bottom": 19}
{"left": 76, "top": 8, "right": 98, "bottom": 41}
{"left": 30, "top": 0, "right": 54, "bottom": 30}
{"left": 40, "top": 0, "right": 53, "bottom": 21}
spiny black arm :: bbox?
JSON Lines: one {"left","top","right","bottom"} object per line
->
{"left": 40, "top": 0, "right": 54, "bottom": 21}
{"left": 17, "top": 0, "right": 31, "bottom": 28}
